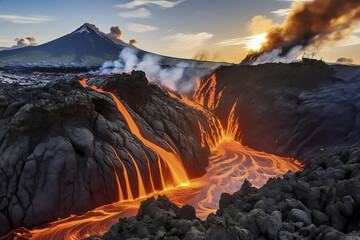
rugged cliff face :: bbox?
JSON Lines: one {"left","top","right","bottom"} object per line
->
{"left": 194, "top": 62, "right": 360, "bottom": 161}
{"left": 0, "top": 71, "right": 218, "bottom": 234}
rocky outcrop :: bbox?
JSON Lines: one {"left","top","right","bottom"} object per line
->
{"left": 0, "top": 71, "right": 217, "bottom": 234}
{"left": 94, "top": 141, "right": 360, "bottom": 239}
{"left": 194, "top": 62, "right": 360, "bottom": 161}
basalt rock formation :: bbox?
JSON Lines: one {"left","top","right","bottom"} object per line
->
{"left": 194, "top": 62, "right": 360, "bottom": 162}
{"left": 91, "top": 141, "right": 360, "bottom": 240}
{"left": 0, "top": 71, "right": 217, "bottom": 234}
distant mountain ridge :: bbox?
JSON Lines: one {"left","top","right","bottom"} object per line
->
{"left": 0, "top": 23, "right": 227, "bottom": 68}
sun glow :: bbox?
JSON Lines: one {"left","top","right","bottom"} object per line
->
{"left": 246, "top": 33, "right": 267, "bottom": 51}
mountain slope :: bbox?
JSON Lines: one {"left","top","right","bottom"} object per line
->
{"left": 0, "top": 24, "right": 130, "bottom": 66}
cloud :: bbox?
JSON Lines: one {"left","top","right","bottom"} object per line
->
{"left": 163, "top": 32, "right": 213, "bottom": 50}
{"left": 336, "top": 34, "right": 360, "bottom": 47}
{"left": 0, "top": 15, "right": 54, "bottom": 24}
{"left": 115, "top": 0, "right": 185, "bottom": 9}
{"left": 271, "top": 8, "right": 292, "bottom": 17}
{"left": 118, "top": 8, "right": 151, "bottom": 18}
{"left": 248, "top": 15, "right": 273, "bottom": 35}
{"left": 127, "top": 23, "right": 158, "bottom": 32}
{"left": 216, "top": 33, "right": 267, "bottom": 48}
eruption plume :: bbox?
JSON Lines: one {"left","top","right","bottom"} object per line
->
{"left": 109, "top": 26, "right": 122, "bottom": 39}
{"left": 244, "top": 0, "right": 360, "bottom": 64}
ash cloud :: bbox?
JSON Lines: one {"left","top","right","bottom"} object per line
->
{"left": 246, "top": 0, "right": 360, "bottom": 64}
{"left": 109, "top": 26, "right": 122, "bottom": 39}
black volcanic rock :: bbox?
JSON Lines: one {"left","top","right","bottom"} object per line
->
{"left": 194, "top": 62, "right": 360, "bottom": 162}
{"left": 93, "top": 142, "right": 360, "bottom": 240}
{"left": 0, "top": 71, "right": 219, "bottom": 234}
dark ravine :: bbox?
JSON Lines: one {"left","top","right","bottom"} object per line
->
{"left": 194, "top": 61, "right": 360, "bottom": 162}
{"left": 89, "top": 141, "right": 360, "bottom": 240}
{"left": 0, "top": 71, "right": 218, "bottom": 234}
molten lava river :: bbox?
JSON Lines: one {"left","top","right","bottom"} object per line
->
{"left": 4, "top": 77, "right": 301, "bottom": 240}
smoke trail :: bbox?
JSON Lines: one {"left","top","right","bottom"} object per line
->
{"left": 244, "top": 0, "right": 360, "bottom": 64}
{"left": 100, "top": 48, "right": 210, "bottom": 93}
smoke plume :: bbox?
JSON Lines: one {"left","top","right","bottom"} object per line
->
{"left": 109, "top": 26, "right": 122, "bottom": 39}
{"left": 128, "top": 39, "right": 138, "bottom": 45}
{"left": 26, "top": 37, "right": 37, "bottom": 45}
{"left": 14, "top": 38, "right": 26, "bottom": 47}
{"left": 13, "top": 37, "right": 37, "bottom": 48}
{"left": 262, "top": 0, "right": 360, "bottom": 52}
{"left": 100, "top": 48, "right": 210, "bottom": 93}
{"left": 245, "top": 0, "right": 360, "bottom": 64}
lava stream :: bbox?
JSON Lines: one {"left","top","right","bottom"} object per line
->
{"left": 3, "top": 76, "right": 302, "bottom": 240}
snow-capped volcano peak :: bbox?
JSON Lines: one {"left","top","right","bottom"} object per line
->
{"left": 74, "top": 26, "right": 90, "bottom": 34}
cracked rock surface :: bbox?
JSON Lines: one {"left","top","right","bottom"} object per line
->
{"left": 0, "top": 71, "right": 217, "bottom": 234}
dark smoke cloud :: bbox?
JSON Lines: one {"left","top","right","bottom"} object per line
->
{"left": 260, "top": 0, "right": 360, "bottom": 53}
{"left": 109, "top": 26, "right": 122, "bottom": 39}
{"left": 128, "top": 39, "right": 138, "bottom": 45}
{"left": 336, "top": 57, "right": 353, "bottom": 64}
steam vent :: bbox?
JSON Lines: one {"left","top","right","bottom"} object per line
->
{"left": 1, "top": 0, "right": 360, "bottom": 239}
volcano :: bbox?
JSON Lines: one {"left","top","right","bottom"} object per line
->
{"left": 0, "top": 24, "right": 226, "bottom": 68}
{"left": 0, "top": 24, "right": 127, "bottom": 66}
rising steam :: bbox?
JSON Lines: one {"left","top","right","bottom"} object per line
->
{"left": 100, "top": 48, "right": 210, "bottom": 93}
{"left": 245, "top": 0, "right": 360, "bottom": 64}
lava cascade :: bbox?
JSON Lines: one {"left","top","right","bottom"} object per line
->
{"left": 2, "top": 74, "right": 302, "bottom": 240}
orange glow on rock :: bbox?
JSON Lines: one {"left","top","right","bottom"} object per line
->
{"left": 3, "top": 76, "right": 302, "bottom": 240}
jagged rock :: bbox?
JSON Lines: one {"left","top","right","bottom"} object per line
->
{"left": 0, "top": 71, "right": 219, "bottom": 234}
{"left": 194, "top": 63, "right": 360, "bottom": 162}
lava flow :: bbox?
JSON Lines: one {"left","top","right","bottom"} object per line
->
{"left": 3, "top": 75, "right": 301, "bottom": 240}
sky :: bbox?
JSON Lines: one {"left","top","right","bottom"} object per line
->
{"left": 0, "top": 0, "right": 359, "bottom": 64}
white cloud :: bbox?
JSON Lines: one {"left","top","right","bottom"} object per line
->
{"left": 271, "top": 8, "right": 291, "bottom": 17}
{"left": 116, "top": 0, "right": 185, "bottom": 9}
{"left": 0, "top": 15, "right": 55, "bottom": 24}
{"left": 336, "top": 35, "right": 360, "bottom": 47}
{"left": 127, "top": 23, "right": 158, "bottom": 32}
{"left": 216, "top": 33, "right": 266, "bottom": 48}
{"left": 163, "top": 32, "right": 213, "bottom": 50}
{"left": 118, "top": 8, "right": 151, "bottom": 18}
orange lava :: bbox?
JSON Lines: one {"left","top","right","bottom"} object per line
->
{"left": 2, "top": 76, "right": 302, "bottom": 240}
